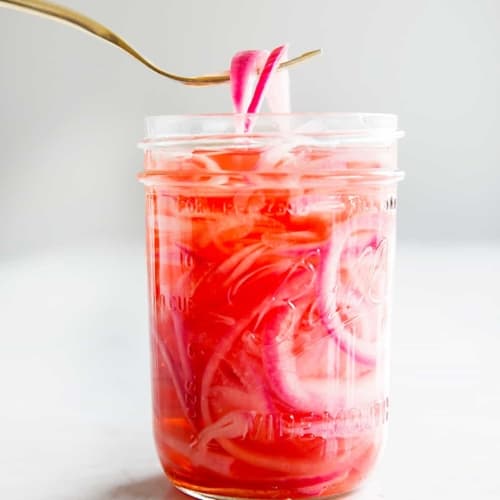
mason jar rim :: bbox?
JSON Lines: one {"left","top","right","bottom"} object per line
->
{"left": 140, "top": 112, "right": 403, "bottom": 148}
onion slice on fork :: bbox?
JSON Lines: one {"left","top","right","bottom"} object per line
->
{"left": 247, "top": 45, "right": 288, "bottom": 114}
{"left": 229, "top": 50, "right": 268, "bottom": 114}
{"left": 230, "top": 45, "right": 290, "bottom": 131}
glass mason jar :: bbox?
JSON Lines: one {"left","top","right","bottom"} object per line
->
{"left": 138, "top": 113, "right": 404, "bottom": 499}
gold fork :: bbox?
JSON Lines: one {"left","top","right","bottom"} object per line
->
{"left": 0, "top": 0, "right": 321, "bottom": 86}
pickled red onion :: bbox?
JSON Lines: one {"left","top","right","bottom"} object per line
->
{"left": 262, "top": 304, "right": 377, "bottom": 413}
{"left": 319, "top": 214, "right": 390, "bottom": 366}
{"left": 161, "top": 432, "right": 235, "bottom": 476}
{"left": 229, "top": 50, "right": 268, "bottom": 114}
{"left": 265, "top": 47, "right": 291, "bottom": 113}
{"left": 247, "top": 45, "right": 288, "bottom": 114}
{"left": 229, "top": 45, "right": 289, "bottom": 131}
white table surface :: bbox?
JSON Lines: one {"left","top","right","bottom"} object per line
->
{"left": 1, "top": 243, "right": 499, "bottom": 500}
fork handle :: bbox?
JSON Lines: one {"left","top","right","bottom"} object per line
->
{"left": 0, "top": 0, "right": 219, "bottom": 85}
{"left": 0, "top": 0, "right": 321, "bottom": 86}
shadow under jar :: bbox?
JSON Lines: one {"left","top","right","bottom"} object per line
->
{"left": 138, "top": 113, "right": 404, "bottom": 500}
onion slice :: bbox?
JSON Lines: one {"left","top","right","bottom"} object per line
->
{"left": 262, "top": 304, "right": 376, "bottom": 413}
{"left": 264, "top": 46, "right": 291, "bottom": 114}
{"left": 229, "top": 45, "right": 289, "bottom": 132}
{"left": 230, "top": 50, "right": 268, "bottom": 114}
{"left": 318, "top": 213, "right": 392, "bottom": 366}
{"left": 247, "top": 45, "right": 288, "bottom": 115}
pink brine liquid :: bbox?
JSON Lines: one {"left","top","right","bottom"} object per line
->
{"left": 141, "top": 144, "right": 398, "bottom": 498}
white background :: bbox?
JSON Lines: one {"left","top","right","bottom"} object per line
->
{"left": 1, "top": 1, "right": 499, "bottom": 499}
